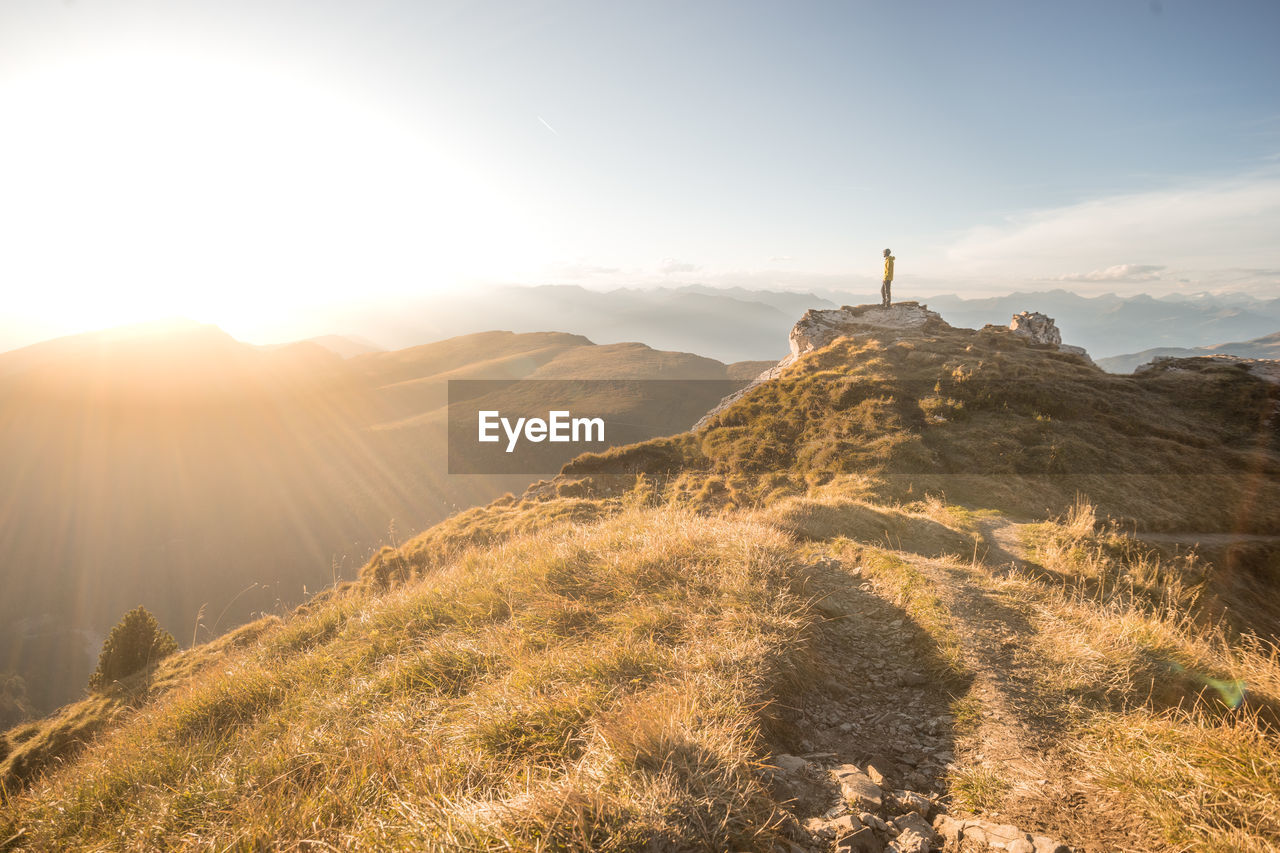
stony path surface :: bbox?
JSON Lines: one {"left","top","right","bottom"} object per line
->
{"left": 769, "top": 520, "right": 1146, "bottom": 853}
{"left": 772, "top": 558, "right": 958, "bottom": 805}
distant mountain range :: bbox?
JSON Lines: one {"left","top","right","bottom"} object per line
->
{"left": 307, "top": 286, "right": 1280, "bottom": 363}
{"left": 6, "top": 287, "right": 1279, "bottom": 364}
{"left": 1096, "top": 330, "right": 1280, "bottom": 374}
{"left": 332, "top": 284, "right": 828, "bottom": 364}
{"left": 919, "top": 290, "right": 1280, "bottom": 359}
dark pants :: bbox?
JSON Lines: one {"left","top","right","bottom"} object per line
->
{"left": 881, "top": 279, "right": 892, "bottom": 307}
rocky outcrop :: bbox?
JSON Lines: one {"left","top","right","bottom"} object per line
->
{"left": 1006, "top": 312, "right": 1094, "bottom": 365}
{"left": 1008, "top": 311, "right": 1062, "bottom": 346}
{"left": 1136, "top": 354, "right": 1280, "bottom": 385}
{"left": 790, "top": 303, "right": 947, "bottom": 360}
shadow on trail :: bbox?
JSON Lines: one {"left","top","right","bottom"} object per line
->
{"left": 764, "top": 554, "right": 971, "bottom": 821}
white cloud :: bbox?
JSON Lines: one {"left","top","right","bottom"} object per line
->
{"left": 1056, "top": 264, "right": 1166, "bottom": 282}
{"left": 936, "top": 172, "right": 1280, "bottom": 290}
{"left": 558, "top": 264, "right": 622, "bottom": 279}
{"left": 659, "top": 258, "right": 700, "bottom": 274}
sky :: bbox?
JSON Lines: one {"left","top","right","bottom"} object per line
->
{"left": 1, "top": 0, "right": 1278, "bottom": 346}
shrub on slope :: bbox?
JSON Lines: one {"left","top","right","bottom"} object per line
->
{"left": 88, "top": 607, "right": 178, "bottom": 691}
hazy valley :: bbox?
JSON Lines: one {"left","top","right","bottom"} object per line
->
{"left": 0, "top": 321, "right": 764, "bottom": 713}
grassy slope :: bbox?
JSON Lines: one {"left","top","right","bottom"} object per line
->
{"left": 4, "top": 321, "right": 1279, "bottom": 851}
{"left": 3, "top": 504, "right": 810, "bottom": 850}
{"left": 556, "top": 321, "right": 1280, "bottom": 532}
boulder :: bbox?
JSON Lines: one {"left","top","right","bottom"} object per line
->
{"left": 1007, "top": 311, "right": 1095, "bottom": 366}
{"left": 962, "top": 821, "right": 1031, "bottom": 849}
{"left": 838, "top": 826, "right": 886, "bottom": 853}
{"left": 891, "top": 811, "right": 936, "bottom": 841}
{"left": 790, "top": 302, "right": 947, "bottom": 359}
{"left": 1009, "top": 311, "right": 1062, "bottom": 346}
{"left": 834, "top": 764, "right": 884, "bottom": 810}
{"left": 887, "top": 829, "right": 930, "bottom": 853}
{"left": 894, "top": 789, "right": 932, "bottom": 817}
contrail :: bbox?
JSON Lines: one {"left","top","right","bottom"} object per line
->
{"left": 537, "top": 115, "right": 559, "bottom": 136}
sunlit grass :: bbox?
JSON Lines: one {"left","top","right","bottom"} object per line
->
{"left": 1, "top": 505, "right": 810, "bottom": 850}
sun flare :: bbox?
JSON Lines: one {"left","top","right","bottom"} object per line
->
{"left": 0, "top": 49, "right": 539, "bottom": 340}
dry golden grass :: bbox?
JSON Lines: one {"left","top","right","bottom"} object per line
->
{"left": 1025, "top": 500, "right": 1210, "bottom": 607}
{"left": 752, "top": 479, "right": 1280, "bottom": 850}
{"left": 986, "top": 505, "right": 1280, "bottom": 850}
{"left": 1, "top": 505, "right": 811, "bottom": 851}
{"left": 948, "top": 765, "right": 1010, "bottom": 813}
{"left": 1078, "top": 708, "right": 1280, "bottom": 853}
{"left": 6, "top": 490, "right": 1280, "bottom": 850}
{"left": 0, "top": 614, "right": 280, "bottom": 797}
{"left": 359, "top": 494, "right": 626, "bottom": 588}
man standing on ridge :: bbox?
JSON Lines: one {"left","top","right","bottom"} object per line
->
{"left": 881, "top": 248, "right": 895, "bottom": 308}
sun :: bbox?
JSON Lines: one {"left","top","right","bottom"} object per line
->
{"left": 0, "top": 48, "right": 541, "bottom": 342}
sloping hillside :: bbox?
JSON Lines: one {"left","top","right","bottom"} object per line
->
{"left": 556, "top": 316, "right": 1279, "bottom": 533}
{"left": 3, "top": 310, "right": 1278, "bottom": 852}
{"left": 0, "top": 324, "right": 755, "bottom": 713}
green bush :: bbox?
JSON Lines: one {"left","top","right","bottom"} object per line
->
{"left": 89, "top": 606, "right": 178, "bottom": 691}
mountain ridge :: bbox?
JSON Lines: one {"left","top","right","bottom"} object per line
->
{"left": 1097, "top": 330, "right": 1280, "bottom": 373}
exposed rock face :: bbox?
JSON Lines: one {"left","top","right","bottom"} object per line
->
{"left": 1008, "top": 311, "right": 1062, "bottom": 346}
{"left": 1006, "top": 311, "right": 1094, "bottom": 365}
{"left": 790, "top": 302, "right": 947, "bottom": 360}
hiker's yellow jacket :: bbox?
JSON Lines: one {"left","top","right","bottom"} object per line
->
{"left": 883, "top": 255, "right": 895, "bottom": 282}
